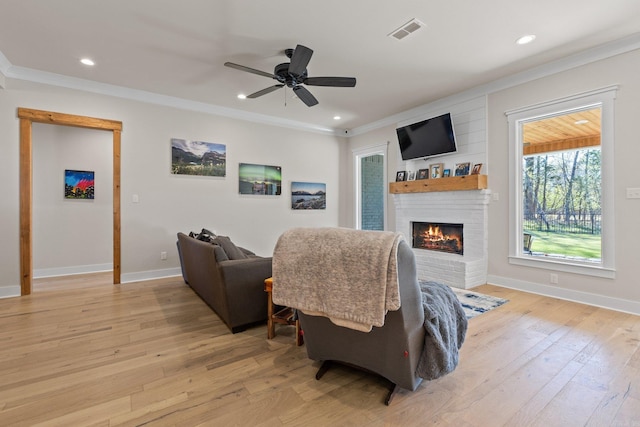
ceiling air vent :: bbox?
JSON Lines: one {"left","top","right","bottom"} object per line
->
{"left": 388, "top": 18, "right": 425, "bottom": 40}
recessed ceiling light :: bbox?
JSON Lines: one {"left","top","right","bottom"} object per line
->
{"left": 516, "top": 35, "right": 536, "bottom": 45}
{"left": 80, "top": 58, "right": 95, "bottom": 66}
{"left": 333, "top": 116, "right": 341, "bottom": 120}
{"left": 237, "top": 94, "right": 247, "bottom": 100}
{"left": 575, "top": 119, "right": 589, "bottom": 125}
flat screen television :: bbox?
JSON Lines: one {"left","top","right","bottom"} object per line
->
{"left": 396, "top": 113, "right": 457, "bottom": 161}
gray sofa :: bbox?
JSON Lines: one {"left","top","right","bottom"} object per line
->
{"left": 176, "top": 232, "right": 272, "bottom": 333}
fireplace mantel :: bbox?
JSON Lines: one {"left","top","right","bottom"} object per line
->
{"left": 389, "top": 174, "right": 487, "bottom": 194}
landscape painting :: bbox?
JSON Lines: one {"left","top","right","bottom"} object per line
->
{"left": 64, "top": 169, "right": 95, "bottom": 199}
{"left": 171, "top": 138, "right": 226, "bottom": 177}
{"left": 238, "top": 163, "right": 282, "bottom": 195}
{"left": 291, "top": 181, "right": 326, "bottom": 210}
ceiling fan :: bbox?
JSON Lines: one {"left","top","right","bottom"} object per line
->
{"left": 224, "top": 44, "right": 356, "bottom": 107}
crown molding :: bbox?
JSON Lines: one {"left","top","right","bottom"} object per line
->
{"left": 2, "top": 32, "right": 639, "bottom": 137}
{"left": 1, "top": 62, "right": 340, "bottom": 136}
{"left": 348, "top": 32, "right": 640, "bottom": 137}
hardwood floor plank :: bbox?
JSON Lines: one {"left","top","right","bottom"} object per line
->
{"left": 0, "top": 275, "right": 637, "bottom": 426}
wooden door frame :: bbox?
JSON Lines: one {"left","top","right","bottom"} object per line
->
{"left": 18, "top": 108, "right": 122, "bottom": 295}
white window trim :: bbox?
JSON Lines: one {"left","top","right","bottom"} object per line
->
{"left": 506, "top": 85, "right": 617, "bottom": 279}
{"left": 353, "top": 143, "right": 388, "bottom": 230}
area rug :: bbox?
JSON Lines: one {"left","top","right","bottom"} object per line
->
{"left": 449, "top": 287, "right": 508, "bottom": 319}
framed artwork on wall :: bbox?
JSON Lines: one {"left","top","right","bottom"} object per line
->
{"left": 64, "top": 169, "right": 95, "bottom": 199}
{"left": 171, "top": 138, "right": 226, "bottom": 177}
{"left": 291, "top": 181, "right": 326, "bottom": 210}
{"left": 239, "top": 163, "right": 282, "bottom": 195}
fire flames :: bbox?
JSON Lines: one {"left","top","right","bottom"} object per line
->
{"left": 413, "top": 223, "right": 463, "bottom": 255}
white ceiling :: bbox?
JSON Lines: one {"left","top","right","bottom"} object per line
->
{"left": 1, "top": 0, "right": 640, "bottom": 133}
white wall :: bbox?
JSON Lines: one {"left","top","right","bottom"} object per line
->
{"left": 0, "top": 79, "right": 344, "bottom": 295}
{"left": 487, "top": 48, "right": 640, "bottom": 312}
{"left": 32, "top": 125, "right": 113, "bottom": 277}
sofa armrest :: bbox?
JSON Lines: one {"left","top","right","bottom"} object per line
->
{"left": 217, "top": 256, "right": 273, "bottom": 326}
{"left": 218, "top": 256, "right": 273, "bottom": 288}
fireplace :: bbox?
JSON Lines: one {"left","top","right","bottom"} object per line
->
{"left": 412, "top": 222, "right": 463, "bottom": 255}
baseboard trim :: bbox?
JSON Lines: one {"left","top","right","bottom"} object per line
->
{"left": 0, "top": 285, "right": 20, "bottom": 299}
{"left": 121, "top": 267, "right": 182, "bottom": 284}
{"left": 1, "top": 267, "right": 183, "bottom": 299}
{"left": 34, "top": 263, "right": 113, "bottom": 278}
{"left": 487, "top": 274, "right": 640, "bottom": 316}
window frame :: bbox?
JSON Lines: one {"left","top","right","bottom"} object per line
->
{"left": 506, "top": 86, "right": 617, "bottom": 278}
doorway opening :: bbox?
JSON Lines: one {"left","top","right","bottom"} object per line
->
{"left": 354, "top": 144, "right": 387, "bottom": 231}
{"left": 18, "top": 108, "right": 122, "bottom": 295}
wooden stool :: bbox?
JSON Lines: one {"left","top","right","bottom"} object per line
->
{"left": 264, "top": 277, "right": 303, "bottom": 346}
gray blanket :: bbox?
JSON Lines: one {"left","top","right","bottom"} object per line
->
{"left": 416, "top": 281, "right": 468, "bottom": 380}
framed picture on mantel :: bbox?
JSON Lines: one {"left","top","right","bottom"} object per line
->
{"left": 429, "top": 163, "right": 443, "bottom": 179}
{"left": 417, "top": 168, "right": 429, "bottom": 180}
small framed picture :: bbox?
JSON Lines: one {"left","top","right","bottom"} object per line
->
{"left": 429, "top": 163, "right": 444, "bottom": 179}
{"left": 417, "top": 168, "right": 429, "bottom": 180}
{"left": 471, "top": 163, "right": 483, "bottom": 175}
{"left": 455, "top": 162, "right": 471, "bottom": 176}
{"left": 395, "top": 171, "right": 407, "bottom": 182}
{"left": 407, "top": 171, "right": 416, "bottom": 181}
{"left": 443, "top": 169, "right": 451, "bottom": 177}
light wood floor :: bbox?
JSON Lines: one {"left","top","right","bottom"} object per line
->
{"left": 0, "top": 273, "right": 638, "bottom": 426}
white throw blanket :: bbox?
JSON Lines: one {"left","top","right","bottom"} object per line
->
{"left": 272, "top": 227, "right": 403, "bottom": 332}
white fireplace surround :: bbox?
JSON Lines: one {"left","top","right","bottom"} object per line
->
{"left": 393, "top": 190, "right": 491, "bottom": 289}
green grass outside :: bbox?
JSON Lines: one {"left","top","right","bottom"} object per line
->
{"left": 525, "top": 230, "right": 601, "bottom": 259}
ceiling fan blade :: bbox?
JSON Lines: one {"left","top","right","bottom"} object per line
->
{"left": 288, "top": 44, "right": 313, "bottom": 77}
{"left": 293, "top": 85, "right": 318, "bottom": 107}
{"left": 224, "top": 62, "right": 275, "bottom": 79}
{"left": 303, "top": 76, "right": 357, "bottom": 87}
{"left": 247, "top": 84, "right": 284, "bottom": 98}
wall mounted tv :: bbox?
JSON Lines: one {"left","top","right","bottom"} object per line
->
{"left": 396, "top": 112, "right": 457, "bottom": 161}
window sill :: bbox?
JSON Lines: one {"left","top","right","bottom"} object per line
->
{"left": 508, "top": 255, "right": 615, "bottom": 279}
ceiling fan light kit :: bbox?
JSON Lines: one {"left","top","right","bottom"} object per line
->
{"left": 224, "top": 44, "right": 356, "bottom": 107}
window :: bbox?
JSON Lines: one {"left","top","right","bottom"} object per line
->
{"left": 507, "top": 87, "right": 616, "bottom": 278}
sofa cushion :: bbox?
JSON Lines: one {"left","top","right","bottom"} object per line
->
{"left": 213, "top": 236, "right": 248, "bottom": 260}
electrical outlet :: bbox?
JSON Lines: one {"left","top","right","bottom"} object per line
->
{"left": 550, "top": 273, "right": 558, "bottom": 284}
{"left": 626, "top": 188, "right": 640, "bottom": 199}
{"left": 160, "top": 251, "right": 167, "bottom": 260}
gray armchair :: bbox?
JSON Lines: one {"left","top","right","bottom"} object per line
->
{"left": 177, "top": 232, "right": 272, "bottom": 333}
{"left": 272, "top": 228, "right": 428, "bottom": 404}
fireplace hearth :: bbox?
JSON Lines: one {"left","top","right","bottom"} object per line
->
{"left": 412, "top": 222, "right": 463, "bottom": 255}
